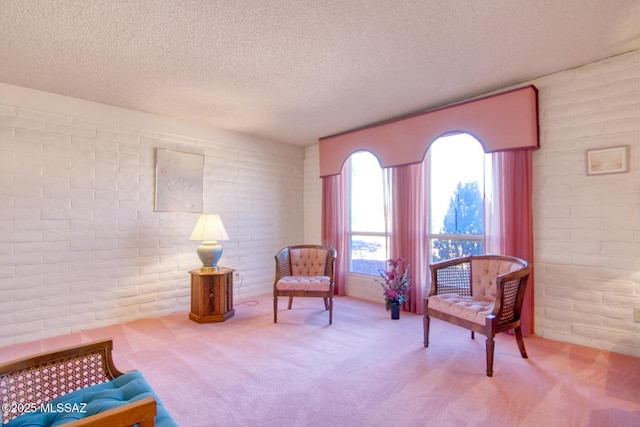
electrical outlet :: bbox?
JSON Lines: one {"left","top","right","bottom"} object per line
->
{"left": 233, "top": 271, "right": 241, "bottom": 281}
{"left": 634, "top": 308, "right": 640, "bottom": 323}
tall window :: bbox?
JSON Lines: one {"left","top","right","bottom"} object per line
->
{"left": 347, "top": 135, "right": 486, "bottom": 276}
{"left": 347, "top": 151, "right": 387, "bottom": 275}
{"left": 429, "top": 133, "right": 486, "bottom": 262}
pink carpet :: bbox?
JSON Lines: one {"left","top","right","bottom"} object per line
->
{"left": 2, "top": 295, "right": 640, "bottom": 426}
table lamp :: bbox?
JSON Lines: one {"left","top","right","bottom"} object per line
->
{"left": 189, "top": 214, "right": 229, "bottom": 271}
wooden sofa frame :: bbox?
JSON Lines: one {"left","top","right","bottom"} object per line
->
{"left": 423, "top": 255, "right": 531, "bottom": 377}
{"left": 0, "top": 339, "right": 157, "bottom": 427}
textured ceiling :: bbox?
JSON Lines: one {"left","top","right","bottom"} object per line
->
{"left": 1, "top": 1, "right": 640, "bottom": 146}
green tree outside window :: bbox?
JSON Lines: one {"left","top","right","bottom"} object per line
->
{"left": 432, "top": 181, "right": 484, "bottom": 262}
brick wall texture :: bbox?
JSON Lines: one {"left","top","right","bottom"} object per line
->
{"left": 0, "top": 90, "right": 304, "bottom": 346}
{"left": 531, "top": 51, "right": 640, "bottom": 357}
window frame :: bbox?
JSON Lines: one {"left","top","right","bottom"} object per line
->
{"left": 346, "top": 152, "right": 388, "bottom": 276}
{"left": 427, "top": 134, "right": 486, "bottom": 264}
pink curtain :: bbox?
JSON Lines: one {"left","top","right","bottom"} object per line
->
{"left": 388, "top": 162, "right": 428, "bottom": 314}
{"left": 485, "top": 149, "right": 534, "bottom": 335}
{"left": 321, "top": 168, "right": 348, "bottom": 296}
{"left": 320, "top": 146, "right": 536, "bottom": 324}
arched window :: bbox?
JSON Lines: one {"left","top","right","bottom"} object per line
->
{"left": 429, "top": 133, "right": 486, "bottom": 262}
{"left": 347, "top": 151, "right": 387, "bottom": 275}
{"left": 347, "top": 135, "right": 487, "bottom": 275}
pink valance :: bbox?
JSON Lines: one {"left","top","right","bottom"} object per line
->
{"left": 319, "top": 85, "right": 539, "bottom": 177}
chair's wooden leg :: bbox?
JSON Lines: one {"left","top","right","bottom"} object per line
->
{"left": 288, "top": 296, "right": 293, "bottom": 309}
{"left": 423, "top": 314, "right": 430, "bottom": 347}
{"left": 514, "top": 326, "right": 528, "bottom": 358}
{"left": 471, "top": 331, "right": 475, "bottom": 340}
{"left": 323, "top": 297, "right": 329, "bottom": 310}
{"left": 273, "top": 297, "right": 278, "bottom": 323}
{"left": 486, "top": 336, "right": 495, "bottom": 377}
{"left": 328, "top": 298, "right": 333, "bottom": 325}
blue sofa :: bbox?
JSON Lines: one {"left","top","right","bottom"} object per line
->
{"left": 0, "top": 340, "right": 178, "bottom": 427}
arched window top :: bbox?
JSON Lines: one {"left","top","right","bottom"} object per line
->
{"left": 347, "top": 149, "right": 382, "bottom": 166}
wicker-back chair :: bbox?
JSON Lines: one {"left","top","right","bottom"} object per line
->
{"left": 273, "top": 245, "right": 337, "bottom": 324}
{"left": 423, "top": 254, "right": 530, "bottom": 377}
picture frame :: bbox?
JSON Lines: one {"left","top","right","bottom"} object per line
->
{"left": 155, "top": 149, "right": 204, "bottom": 212}
{"left": 585, "top": 145, "right": 629, "bottom": 176}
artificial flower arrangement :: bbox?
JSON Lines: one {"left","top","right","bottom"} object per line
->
{"left": 379, "top": 257, "right": 412, "bottom": 311}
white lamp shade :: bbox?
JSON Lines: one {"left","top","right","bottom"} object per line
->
{"left": 189, "top": 214, "right": 229, "bottom": 242}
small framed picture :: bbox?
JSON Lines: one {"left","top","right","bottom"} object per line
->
{"left": 586, "top": 145, "right": 629, "bottom": 176}
{"left": 155, "top": 149, "right": 204, "bottom": 212}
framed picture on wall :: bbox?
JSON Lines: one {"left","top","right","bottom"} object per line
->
{"left": 586, "top": 145, "right": 629, "bottom": 176}
{"left": 155, "top": 149, "right": 204, "bottom": 212}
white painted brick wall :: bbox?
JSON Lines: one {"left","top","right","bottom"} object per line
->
{"left": 533, "top": 50, "right": 640, "bottom": 357}
{"left": 0, "top": 85, "right": 304, "bottom": 346}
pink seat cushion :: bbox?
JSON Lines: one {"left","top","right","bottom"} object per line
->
{"left": 276, "top": 276, "right": 331, "bottom": 291}
{"left": 428, "top": 294, "right": 494, "bottom": 325}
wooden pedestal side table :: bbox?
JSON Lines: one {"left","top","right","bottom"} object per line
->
{"left": 189, "top": 267, "right": 235, "bottom": 323}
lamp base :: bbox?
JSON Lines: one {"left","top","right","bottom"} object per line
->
{"left": 196, "top": 241, "right": 223, "bottom": 271}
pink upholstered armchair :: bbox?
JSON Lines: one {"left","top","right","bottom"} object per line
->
{"left": 273, "top": 245, "right": 337, "bottom": 324}
{"left": 423, "top": 254, "right": 530, "bottom": 377}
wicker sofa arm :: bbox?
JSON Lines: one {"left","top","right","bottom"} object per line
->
{"left": 0, "top": 339, "right": 163, "bottom": 427}
{"left": 0, "top": 340, "right": 124, "bottom": 424}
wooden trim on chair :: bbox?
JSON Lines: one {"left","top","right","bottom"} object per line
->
{"left": 0, "top": 339, "right": 125, "bottom": 380}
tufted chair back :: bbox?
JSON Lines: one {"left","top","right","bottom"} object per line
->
{"left": 290, "top": 248, "right": 328, "bottom": 276}
{"left": 471, "top": 258, "right": 522, "bottom": 301}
